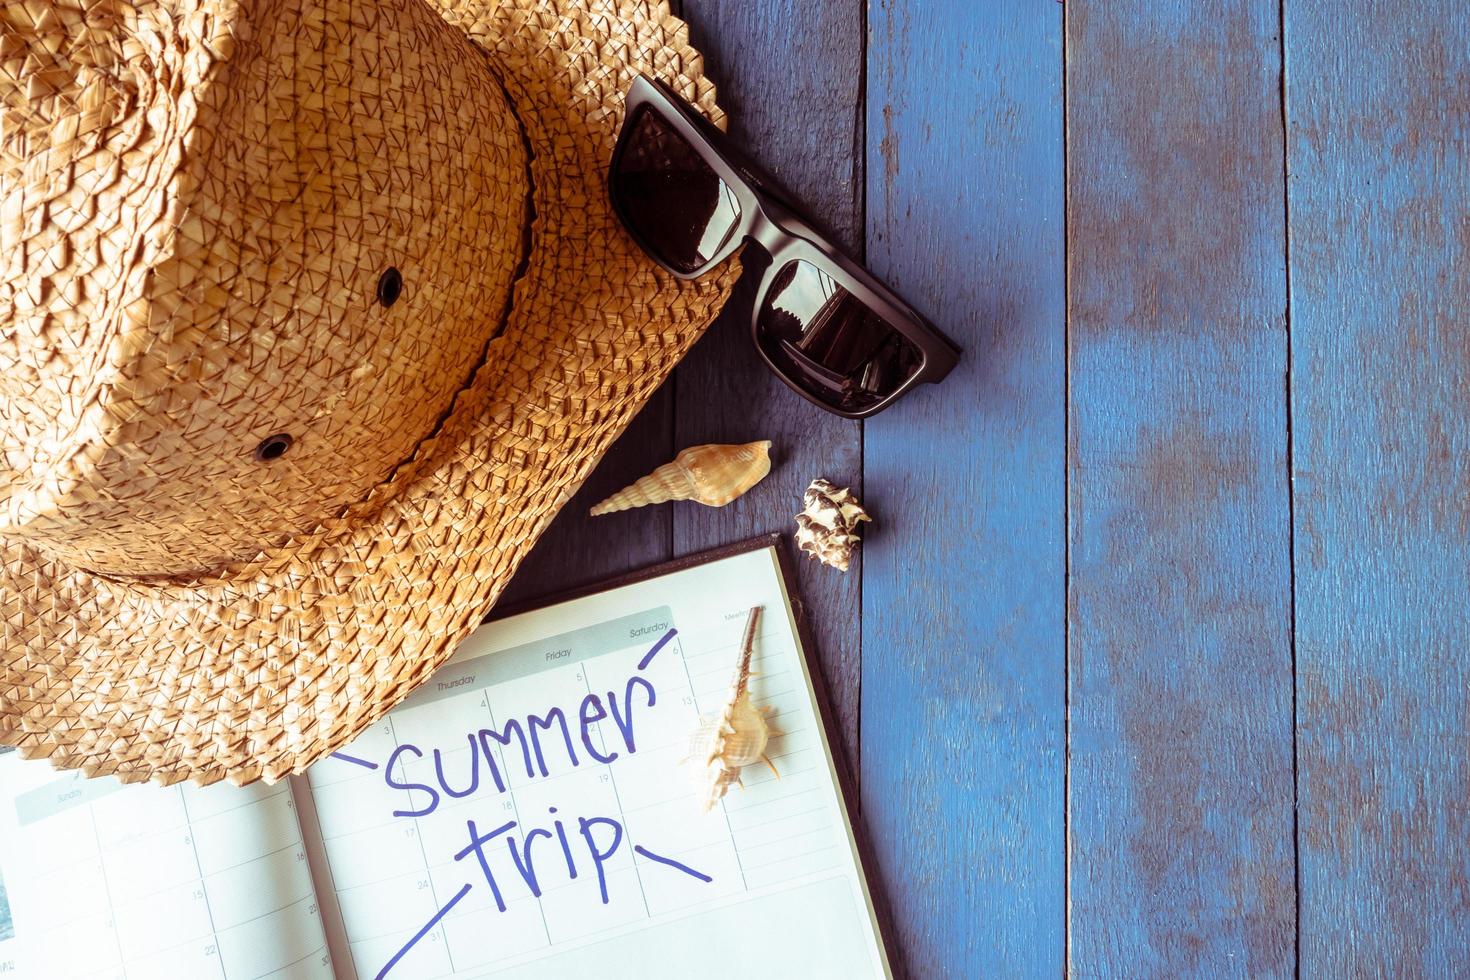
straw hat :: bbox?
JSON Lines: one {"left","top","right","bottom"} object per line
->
{"left": 0, "top": 0, "right": 737, "bottom": 784}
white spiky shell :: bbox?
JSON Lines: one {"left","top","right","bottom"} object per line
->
{"left": 689, "top": 695, "right": 773, "bottom": 806}
{"left": 690, "top": 696, "right": 771, "bottom": 768}
{"left": 686, "top": 606, "right": 779, "bottom": 812}
{"left": 590, "top": 441, "right": 772, "bottom": 515}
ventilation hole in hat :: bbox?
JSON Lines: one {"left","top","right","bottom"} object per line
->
{"left": 254, "top": 433, "right": 294, "bottom": 462}
{"left": 377, "top": 267, "right": 403, "bottom": 307}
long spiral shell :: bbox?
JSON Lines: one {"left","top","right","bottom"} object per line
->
{"left": 589, "top": 441, "right": 772, "bottom": 515}
{"left": 687, "top": 606, "right": 779, "bottom": 812}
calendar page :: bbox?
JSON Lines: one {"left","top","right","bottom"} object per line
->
{"left": 301, "top": 542, "right": 890, "bottom": 980}
{"left": 0, "top": 750, "right": 333, "bottom": 979}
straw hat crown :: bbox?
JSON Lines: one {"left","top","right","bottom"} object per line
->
{"left": 0, "top": 0, "right": 736, "bottom": 784}
{"left": 1, "top": 0, "right": 530, "bottom": 576}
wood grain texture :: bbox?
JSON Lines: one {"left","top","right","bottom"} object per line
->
{"left": 1285, "top": 1, "right": 1470, "bottom": 972}
{"left": 672, "top": 0, "right": 866, "bottom": 765}
{"left": 863, "top": 2, "right": 1066, "bottom": 974}
{"left": 501, "top": 2, "right": 1470, "bottom": 971}
{"left": 1065, "top": 1, "right": 1297, "bottom": 975}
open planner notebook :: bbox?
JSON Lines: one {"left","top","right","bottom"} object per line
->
{"left": 0, "top": 538, "right": 892, "bottom": 979}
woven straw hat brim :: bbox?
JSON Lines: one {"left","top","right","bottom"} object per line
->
{"left": 0, "top": 0, "right": 738, "bottom": 785}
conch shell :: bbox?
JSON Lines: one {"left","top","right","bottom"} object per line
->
{"left": 794, "top": 478, "right": 871, "bottom": 571}
{"left": 590, "top": 441, "right": 772, "bottom": 515}
{"left": 687, "top": 606, "right": 778, "bottom": 812}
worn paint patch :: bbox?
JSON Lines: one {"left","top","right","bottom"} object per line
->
{"left": 1288, "top": 0, "right": 1470, "bottom": 972}
{"left": 866, "top": 1, "right": 1067, "bottom": 976}
{"left": 1067, "top": 2, "right": 1284, "bottom": 338}
{"left": 1067, "top": 0, "right": 1295, "bottom": 975}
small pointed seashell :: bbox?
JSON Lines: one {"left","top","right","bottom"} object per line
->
{"left": 794, "top": 478, "right": 871, "bottom": 572}
{"left": 590, "top": 441, "right": 772, "bottom": 516}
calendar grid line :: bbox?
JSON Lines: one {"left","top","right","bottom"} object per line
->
{"left": 249, "top": 941, "right": 329, "bottom": 980}
{"left": 90, "top": 808, "right": 132, "bottom": 980}
{"left": 213, "top": 891, "right": 318, "bottom": 934}
{"left": 177, "top": 785, "right": 290, "bottom": 823}
{"left": 289, "top": 554, "right": 882, "bottom": 979}
{"left": 208, "top": 840, "right": 299, "bottom": 877}
{"left": 724, "top": 764, "right": 822, "bottom": 798}
{"left": 388, "top": 714, "right": 459, "bottom": 975}
{"left": 583, "top": 652, "right": 653, "bottom": 921}
{"left": 676, "top": 632, "right": 750, "bottom": 894}
{"left": 735, "top": 825, "right": 834, "bottom": 853}
{"left": 728, "top": 800, "right": 829, "bottom": 827}
{"left": 742, "top": 842, "right": 844, "bottom": 873}
{"left": 179, "top": 789, "right": 227, "bottom": 980}
{"left": 483, "top": 691, "right": 555, "bottom": 952}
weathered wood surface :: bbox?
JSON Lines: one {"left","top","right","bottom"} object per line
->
{"left": 1066, "top": 0, "right": 1297, "bottom": 975}
{"left": 506, "top": 0, "right": 1470, "bottom": 973}
{"left": 672, "top": 0, "right": 866, "bottom": 767}
{"left": 1285, "top": 0, "right": 1470, "bottom": 973}
{"left": 863, "top": 2, "right": 1066, "bottom": 975}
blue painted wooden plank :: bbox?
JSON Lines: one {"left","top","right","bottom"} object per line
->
{"left": 1066, "top": 1, "right": 1296, "bottom": 975}
{"left": 864, "top": 2, "right": 1065, "bottom": 974}
{"left": 1284, "top": 2, "right": 1470, "bottom": 972}
{"left": 673, "top": 0, "right": 865, "bottom": 763}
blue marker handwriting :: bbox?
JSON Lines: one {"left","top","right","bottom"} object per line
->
{"left": 342, "top": 629, "right": 714, "bottom": 979}
{"left": 454, "top": 806, "right": 711, "bottom": 910}
{"left": 383, "top": 627, "right": 677, "bottom": 818}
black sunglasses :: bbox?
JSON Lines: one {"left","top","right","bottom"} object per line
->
{"left": 608, "top": 75, "right": 961, "bottom": 419}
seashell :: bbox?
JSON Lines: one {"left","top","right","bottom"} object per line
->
{"left": 686, "top": 606, "right": 779, "bottom": 812}
{"left": 590, "top": 441, "right": 772, "bottom": 516}
{"left": 794, "top": 478, "right": 871, "bottom": 572}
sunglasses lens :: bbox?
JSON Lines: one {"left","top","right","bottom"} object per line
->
{"left": 757, "top": 259, "right": 925, "bottom": 414}
{"left": 613, "top": 107, "right": 741, "bottom": 274}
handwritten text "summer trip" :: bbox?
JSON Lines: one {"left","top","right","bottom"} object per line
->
{"left": 329, "top": 628, "right": 713, "bottom": 978}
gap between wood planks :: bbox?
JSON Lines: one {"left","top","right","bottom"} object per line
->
{"left": 1276, "top": 0, "right": 1303, "bottom": 973}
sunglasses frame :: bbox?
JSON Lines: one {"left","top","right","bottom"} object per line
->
{"left": 609, "top": 74, "right": 961, "bottom": 420}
